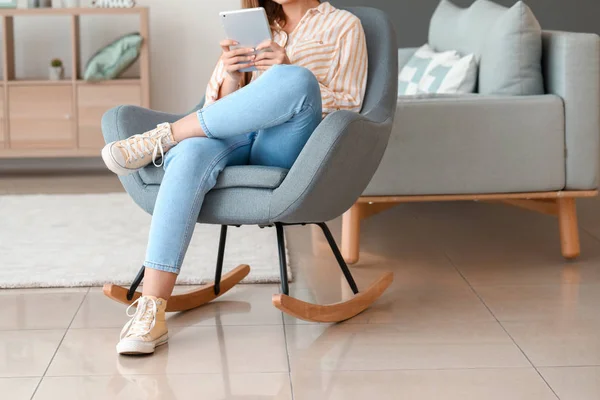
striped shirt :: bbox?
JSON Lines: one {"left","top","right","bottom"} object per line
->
{"left": 205, "top": 1, "right": 368, "bottom": 116}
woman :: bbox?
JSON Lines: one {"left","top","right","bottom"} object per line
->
{"left": 102, "top": 0, "right": 368, "bottom": 355}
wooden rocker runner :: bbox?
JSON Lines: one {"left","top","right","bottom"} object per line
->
{"left": 104, "top": 224, "right": 393, "bottom": 322}
{"left": 101, "top": 7, "right": 397, "bottom": 322}
{"left": 272, "top": 223, "right": 393, "bottom": 322}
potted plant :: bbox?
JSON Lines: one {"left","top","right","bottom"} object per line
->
{"left": 49, "top": 58, "right": 64, "bottom": 81}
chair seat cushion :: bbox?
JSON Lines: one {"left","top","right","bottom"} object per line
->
{"left": 139, "top": 164, "right": 289, "bottom": 190}
{"left": 213, "top": 166, "right": 289, "bottom": 190}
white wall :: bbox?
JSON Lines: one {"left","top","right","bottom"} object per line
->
{"left": 127, "top": 0, "right": 240, "bottom": 112}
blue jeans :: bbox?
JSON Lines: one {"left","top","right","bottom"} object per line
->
{"left": 144, "top": 65, "right": 322, "bottom": 274}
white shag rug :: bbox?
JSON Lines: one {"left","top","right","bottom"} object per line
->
{"left": 0, "top": 193, "right": 288, "bottom": 288}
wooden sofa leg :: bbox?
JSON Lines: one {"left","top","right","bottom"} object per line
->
{"left": 342, "top": 203, "right": 362, "bottom": 264}
{"left": 557, "top": 198, "right": 581, "bottom": 259}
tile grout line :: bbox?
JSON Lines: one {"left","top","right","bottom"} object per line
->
{"left": 281, "top": 313, "right": 296, "bottom": 400}
{"left": 279, "top": 277, "right": 295, "bottom": 400}
{"left": 578, "top": 223, "right": 600, "bottom": 247}
{"left": 7, "top": 366, "right": 564, "bottom": 380}
{"left": 442, "top": 252, "right": 562, "bottom": 400}
{"left": 29, "top": 287, "right": 90, "bottom": 400}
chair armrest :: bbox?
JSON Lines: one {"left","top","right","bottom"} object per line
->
{"left": 270, "top": 111, "right": 393, "bottom": 223}
{"left": 398, "top": 48, "right": 418, "bottom": 70}
{"left": 101, "top": 105, "right": 185, "bottom": 143}
{"left": 543, "top": 30, "right": 600, "bottom": 190}
{"left": 101, "top": 106, "right": 187, "bottom": 216}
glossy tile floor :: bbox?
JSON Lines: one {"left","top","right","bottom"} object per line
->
{"left": 3, "top": 173, "right": 600, "bottom": 399}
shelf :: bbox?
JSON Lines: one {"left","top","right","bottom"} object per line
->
{"left": 77, "top": 78, "right": 141, "bottom": 85}
{"left": 0, "top": 147, "right": 101, "bottom": 158}
{"left": 0, "top": 7, "right": 148, "bottom": 16}
{"left": 7, "top": 79, "right": 73, "bottom": 86}
{"left": 0, "top": 79, "right": 142, "bottom": 86}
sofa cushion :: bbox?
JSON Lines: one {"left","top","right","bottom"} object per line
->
{"left": 429, "top": 0, "right": 544, "bottom": 96}
{"left": 398, "top": 44, "right": 478, "bottom": 95}
{"left": 365, "top": 94, "right": 565, "bottom": 196}
{"left": 139, "top": 164, "right": 288, "bottom": 190}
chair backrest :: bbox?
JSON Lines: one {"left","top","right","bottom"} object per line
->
{"left": 347, "top": 7, "right": 398, "bottom": 123}
{"left": 268, "top": 7, "right": 399, "bottom": 224}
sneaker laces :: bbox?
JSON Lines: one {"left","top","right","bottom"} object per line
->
{"left": 121, "top": 124, "right": 173, "bottom": 168}
{"left": 120, "top": 297, "right": 158, "bottom": 340}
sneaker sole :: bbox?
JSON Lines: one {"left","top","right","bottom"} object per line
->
{"left": 101, "top": 144, "right": 135, "bottom": 176}
{"left": 117, "top": 333, "right": 169, "bottom": 355}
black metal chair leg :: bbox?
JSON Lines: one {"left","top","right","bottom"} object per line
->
{"left": 214, "top": 225, "right": 228, "bottom": 295}
{"left": 316, "top": 222, "right": 360, "bottom": 295}
{"left": 127, "top": 266, "right": 145, "bottom": 301}
{"left": 275, "top": 223, "right": 289, "bottom": 295}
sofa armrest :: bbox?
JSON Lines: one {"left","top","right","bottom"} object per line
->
{"left": 543, "top": 30, "right": 600, "bottom": 190}
{"left": 398, "top": 48, "right": 418, "bottom": 70}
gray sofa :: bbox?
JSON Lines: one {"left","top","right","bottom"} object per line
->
{"left": 341, "top": 0, "right": 600, "bottom": 264}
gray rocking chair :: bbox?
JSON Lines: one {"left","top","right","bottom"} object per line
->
{"left": 101, "top": 7, "right": 398, "bottom": 323}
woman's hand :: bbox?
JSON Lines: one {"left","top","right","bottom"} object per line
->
{"left": 253, "top": 40, "right": 290, "bottom": 70}
{"left": 220, "top": 39, "right": 256, "bottom": 80}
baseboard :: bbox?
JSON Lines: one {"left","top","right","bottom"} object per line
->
{"left": 0, "top": 157, "right": 106, "bottom": 174}
{"left": 359, "top": 191, "right": 599, "bottom": 203}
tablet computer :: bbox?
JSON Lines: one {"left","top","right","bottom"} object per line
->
{"left": 220, "top": 7, "right": 273, "bottom": 73}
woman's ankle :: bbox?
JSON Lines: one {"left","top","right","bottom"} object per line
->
{"left": 172, "top": 113, "right": 207, "bottom": 142}
{"left": 141, "top": 266, "right": 178, "bottom": 301}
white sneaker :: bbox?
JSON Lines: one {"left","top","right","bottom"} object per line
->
{"left": 102, "top": 123, "right": 178, "bottom": 176}
{"left": 117, "top": 296, "right": 169, "bottom": 355}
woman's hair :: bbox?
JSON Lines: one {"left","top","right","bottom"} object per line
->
{"left": 241, "top": 0, "right": 286, "bottom": 28}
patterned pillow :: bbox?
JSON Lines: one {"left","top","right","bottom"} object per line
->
{"left": 398, "top": 44, "right": 478, "bottom": 96}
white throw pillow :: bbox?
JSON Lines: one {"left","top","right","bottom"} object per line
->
{"left": 398, "top": 44, "right": 478, "bottom": 95}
